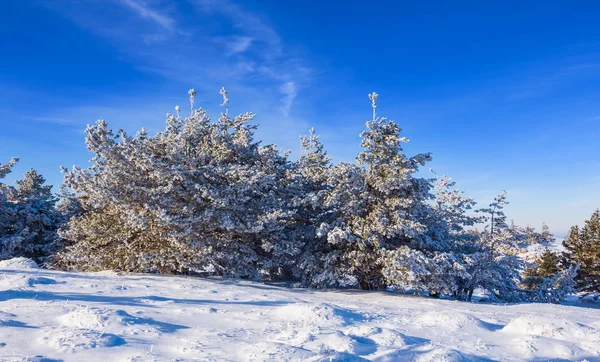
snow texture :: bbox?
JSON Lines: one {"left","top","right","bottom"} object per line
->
{"left": 0, "top": 259, "right": 599, "bottom": 361}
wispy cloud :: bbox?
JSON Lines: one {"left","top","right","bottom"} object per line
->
{"left": 47, "top": 0, "right": 309, "bottom": 118}
{"left": 219, "top": 35, "right": 254, "bottom": 55}
{"left": 193, "top": 0, "right": 282, "bottom": 57}
{"left": 120, "top": 0, "right": 175, "bottom": 32}
{"left": 280, "top": 81, "right": 296, "bottom": 116}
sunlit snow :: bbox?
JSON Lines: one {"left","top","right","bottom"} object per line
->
{"left": 0, "top": 258, "right": 599, "bottom": 361}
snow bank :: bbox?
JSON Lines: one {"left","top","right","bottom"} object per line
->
{"left": 0, "top": 257, "right": 39, "bottom": 270}
{"left": 344, "top": 326, "right": 409, "bottom": 348}
{"left": 41, "top": 327, "right": 125, "bottom": 353}
{"left": 412, "top": 346, "right": 479, "bottom": 362}
{"left": 272, "top": 303, "right": 355, "bottom": 328}
{"left": 413, "top": 310, "right": 488, "bottom": 331}
{"left": 502, "top": 314, "right": 600, "bottom": 341}
{"left": 57, "top": 306, "right": 107, "bottom": 330}
{"left": 0, "top": 266, "right": 599, "bottom": 361}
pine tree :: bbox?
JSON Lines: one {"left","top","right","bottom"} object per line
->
{"left": 522, "top": 248, "right": 560, "bottom": 290}
{"left": 541, "top": 222, "right": 555, "bottom": 244}
{"left": 455, "top": 192, "right": 530, "bottom": 301}
{"left": 1, "top": 167, "right": 60, "bottom": 262}
{"left": 381, "top": 175, "right": 481, "bottom": 297}
{"left": 0, "top": 158, "right": 18, "bottom": 180}
{"left": 563, "top": 209, "right": 600, "bottom": 293}
{"left": 478, "top": 190, "right": 509, "bottom": 236}
{"left": 0, "top": 158, "right": 19, "bottom": 258}
{"left": 532, "top": 265, "right": 578, "bottom": 303}
{"left": 311, "top": 92, "right": 433, "bottom": 289}
{"left": 57, "top": 89, "right": 301, "bottom": 277}
{"left": 536, "top": 248, "right": 560, "bottom": 276}
{"left": 292, "top": 128, "right": 336, "bottom": 285}
{"left": 427, "top": 175, "right": 482, "bottom": 247}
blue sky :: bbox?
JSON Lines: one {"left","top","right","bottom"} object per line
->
{"left": 1, "top": 0, "right": 599, "bottom": 236}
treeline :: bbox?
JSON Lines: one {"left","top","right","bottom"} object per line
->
{"left": 1, "top": 89, "right": 598, "bottom": 302}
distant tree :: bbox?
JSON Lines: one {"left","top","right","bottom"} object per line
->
{"left": 563, "top": 209, "right": 600, "bottom": 293}
{"left": 522, "top": 248, "right": 560, "bottom": 290}
{"left": 520, "top": 247, "right": 579, "bottom": 304}
{"left": 535, "top": 248, "right": 561, "bottom": 276}
{"left": 529, "top": 265, "right": 579, "bottom": 303}
{"left": 540, "top": 222, "right": 555, "bottom": 244}
{"left": 478, "top": 190, "right": 509, "bottom": 235}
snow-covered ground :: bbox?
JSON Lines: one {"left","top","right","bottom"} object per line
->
{"left": 0, "top": 258, "right": 599, "bottom": 362}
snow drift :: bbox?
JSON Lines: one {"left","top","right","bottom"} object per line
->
{"left": 0, "top": 258, "right": 599, "bottom": 361}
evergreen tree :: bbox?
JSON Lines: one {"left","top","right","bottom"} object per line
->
{"left": 0, "top": 157, "right": 18, "bottom": 180}
{"left": 0, "top": 158, "right": 19, "bottom": 257}
{"left": 541, "top": 222, "right": 555, "bottom": 244}
{"left": 563, "top": 209, "right": 600, "bottom": 293}
{"left": 522, "top": 248, "right": 560, "bottom": 290}
{"left": 531, "top": 264, "right": 578, "bottom": 303}
{"left": 382, "top": 175, "right": 480, "bottom": 297}
{"left": 1, "top": 167, "right": 60, "bottom": 262}
{"left": 427, "top": 175, "right": 482, "bottom": 247}
{"left": 535, "top": 248, "right": 560, "bottom": 276}
{"left": 308, "top": 93, "right": 433, "bottom": 289}
{"left": 456, "top": 192, "right": 529, "bottom": 301}
{"left": 478, "top": 190, "right": 509, "bottom": 235}
{"left": 58, "top": 89, "right": 300, "bottom": 277}
{"left": 292, "top": 129, "right": 336, "bottom": 285}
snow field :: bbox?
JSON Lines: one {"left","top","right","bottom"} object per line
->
{"left": 0, "top": 258, "right": 599, "bottom": 361}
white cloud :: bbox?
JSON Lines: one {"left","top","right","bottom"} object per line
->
{"left": 45, "top": 0, "right": 311, "bottom": 129}
{"left": 193, "top": 0, "right": 282, "bottom": 57}
{"left": 120, "top": 0, "right": 175, "bottom": 32}
{"left": 280, "top": 81, "right": 296, "bottom": 116}
{"left": 218, "top": 35, "right": 254, "bottom": 55}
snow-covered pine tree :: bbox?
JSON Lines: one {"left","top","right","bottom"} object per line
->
{"left": 535, "top": 264, "right": 579, "bottom": 303}
{"left": 291, "top": 128, "right": 338, "bottom": 285}
{"left": 450, "top": 191, "right": 527, "bottom": 301}
{"left": 0, "top": 158, "right": 19, "bottom": 258}
{"left": 0, "top": 158, "right": 18, "bottom": 180}
{"left": 408, "top": 175, "right": 483, "bottom": 297}
{"left": 479, "top": 190, "right": 509, "bottom": 236}
{"left": 58, "top": 89, "right": 300, "bottom": 278}
{"left": 522, "top": 247, "right": 561, "bottom": 289}
{"left": 1, "top": 167, "right": 60, "bottom": 262}
{"left": 426, "top": 175, "right": 482, "bottom": 247}
{"left": 563, "top": 209, "right": 600, "bottom": 293}
{"left": 309, "top": 161, "right": 369, "bottom": 287}
{"left": 13, "top": 169, "right": 60, "bottom": 261}
{"left": 182, "top": 93, "right": 300, "bottom": 279}
{"left": 522, "top": 246, "right": 578, "bottom": 303}
{"left": 312, "top": 92, "right": 433, "bottom": 289}
{"left": 541, "top": 222, "right": 555, "bottom": 244}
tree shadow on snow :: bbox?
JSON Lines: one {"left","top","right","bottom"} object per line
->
{"left": 115, "top": 310, "right": 188, "bottom": 333}
{"left": 0, "top": 290, "right": 289, "bottom": 309}
{"left": 0, "top": 319, "right": 37, "bottom": 329}
{"left": 374, "top": 343, "right": 498, "bottom": 362}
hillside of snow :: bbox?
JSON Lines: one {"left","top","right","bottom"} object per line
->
{"left": 0, "top": 258, "right": 599, "bottom": 362}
